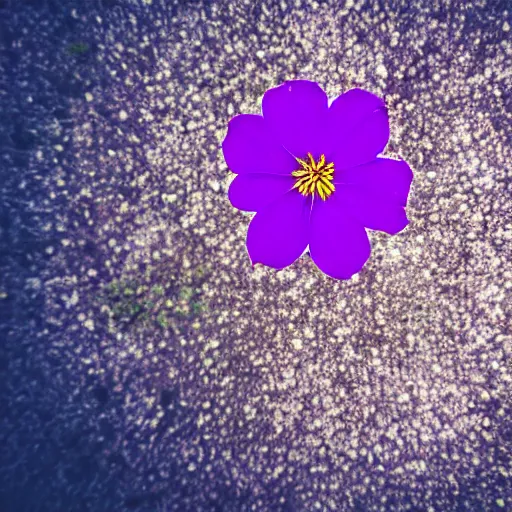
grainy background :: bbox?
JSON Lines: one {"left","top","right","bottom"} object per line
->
{"left": 0, "top": 0, "right": 511, "bottom": 510}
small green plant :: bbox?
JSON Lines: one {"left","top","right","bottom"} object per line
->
{"left": 98, "top": 276, "right": 207, "bottom": 329}
{"left": 179, "top": 286, "right": 194, "bottom": 301}
{"left": 67, "top": 42, "right": 90, "bottom": 56}
{"left": 195, "top": 265, "right": 206, "bottom": 278}
{"left": 191, "top": 302, "right": 205, "bottom": 315}
{"left": 156, "top": 311, "right": 169, "bottom": 328}
{"left": 152, "top": 285, "right": 165, "bottom": 296}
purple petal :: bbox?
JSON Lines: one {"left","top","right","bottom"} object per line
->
{"left": 326, "top": 88, "right": 389, "bottom": 169}
{"left": 309, "top": 193, "right": 371, "bottom": 280}
{"left": 334, "top": 158, "right": 413, "bottom": 206}
{"left": 262, "top": 80, "right": 329, "bottom": 158}
{"left": 222, "top": 114, "right": 297, "bottom": 174}
{"left": 228, "top": 173, "right": 295, "bottom": 212}
{"left": 246, "top": 191, "right": 311, "bottom": 269}
{"left": 335, "top": 184, "right": 409, "bottom": 235}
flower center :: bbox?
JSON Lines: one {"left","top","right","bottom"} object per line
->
{"left": 291, "top": 153, "right": 335, "bottom": 200}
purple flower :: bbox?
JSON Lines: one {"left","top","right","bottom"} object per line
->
{"left": 222, "top": 80, "right": 413, "bottom": 280}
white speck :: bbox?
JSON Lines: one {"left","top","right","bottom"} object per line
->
{"left": 397, "top": 393, "right": 410, "bottom": 404}
{"left": 256, "top": 50, "right": 265, "bottom": 59}
{"left": 503, "top": 21, "right": 510, "bottom": 32}
{"left": 163, "top": 193, "right": 177, "bottom": 203}
{"left": 432, "top": 364, "right": 442, "bottom": 373}
{"left": 313, "top": 418, "right": 323, "bottom": 429}
{"left": 69, "top": 290, "right": 79, "bottom": 306}
{"left": 481, "top": 390, "right": 491, "bottom": 401}
{"left": 209, "top": 180, "right": 221, "bottom": 192}
{"left": 84, "top": 319, "right": 95, "bottom": 331}
{"left": 291, "top": 338, "right": 303, "bottom": 350}
{"left": 85, "top": 92, "right": 93, "bottom": 102}
{"left": 283, "top": 368, "right": 295, "bottom": 380}
{"left": 119, "top": 110, "right": 128, "bottom": 121}
{"left": 376, "top": 64, "right": 388, "bottom": 79}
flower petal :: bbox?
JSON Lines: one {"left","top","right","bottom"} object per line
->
{"left": 326, "top": 88, "right": 389, "bottom": 169}
{"left": 309, "top": 194, "right": 371, "bottom": 280}
{"left": 246, "top": 191, "right": 311, "bottom": 269}
{"left": 222, "top": 114, "right": 297, "bottom": 174}
{"left": 335, "top": 184, "right": 409, "bottom": 235}
{"left": 334, "top": 158, "right": 413, "bottom": 206}
{"left": 262, "top": 80, "right": 329, "bottom": 158}
{"left": 228, "top": 173, "right": 295, "bottom": 212}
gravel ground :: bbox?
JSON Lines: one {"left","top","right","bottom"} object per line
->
{"left": 0, "top": 0, "right": 511, "bottom": 511}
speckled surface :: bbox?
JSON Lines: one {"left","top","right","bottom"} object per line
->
{"left": 0, "top": 0, "right": 511, "bottom": 511}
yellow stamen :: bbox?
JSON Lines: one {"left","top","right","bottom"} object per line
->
{"left": 291, "top": 152, "right": 336, "bottom": 200}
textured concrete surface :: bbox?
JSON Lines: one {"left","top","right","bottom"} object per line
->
{"left": 0, "top": 0, "right": 511, "bottom": 510}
